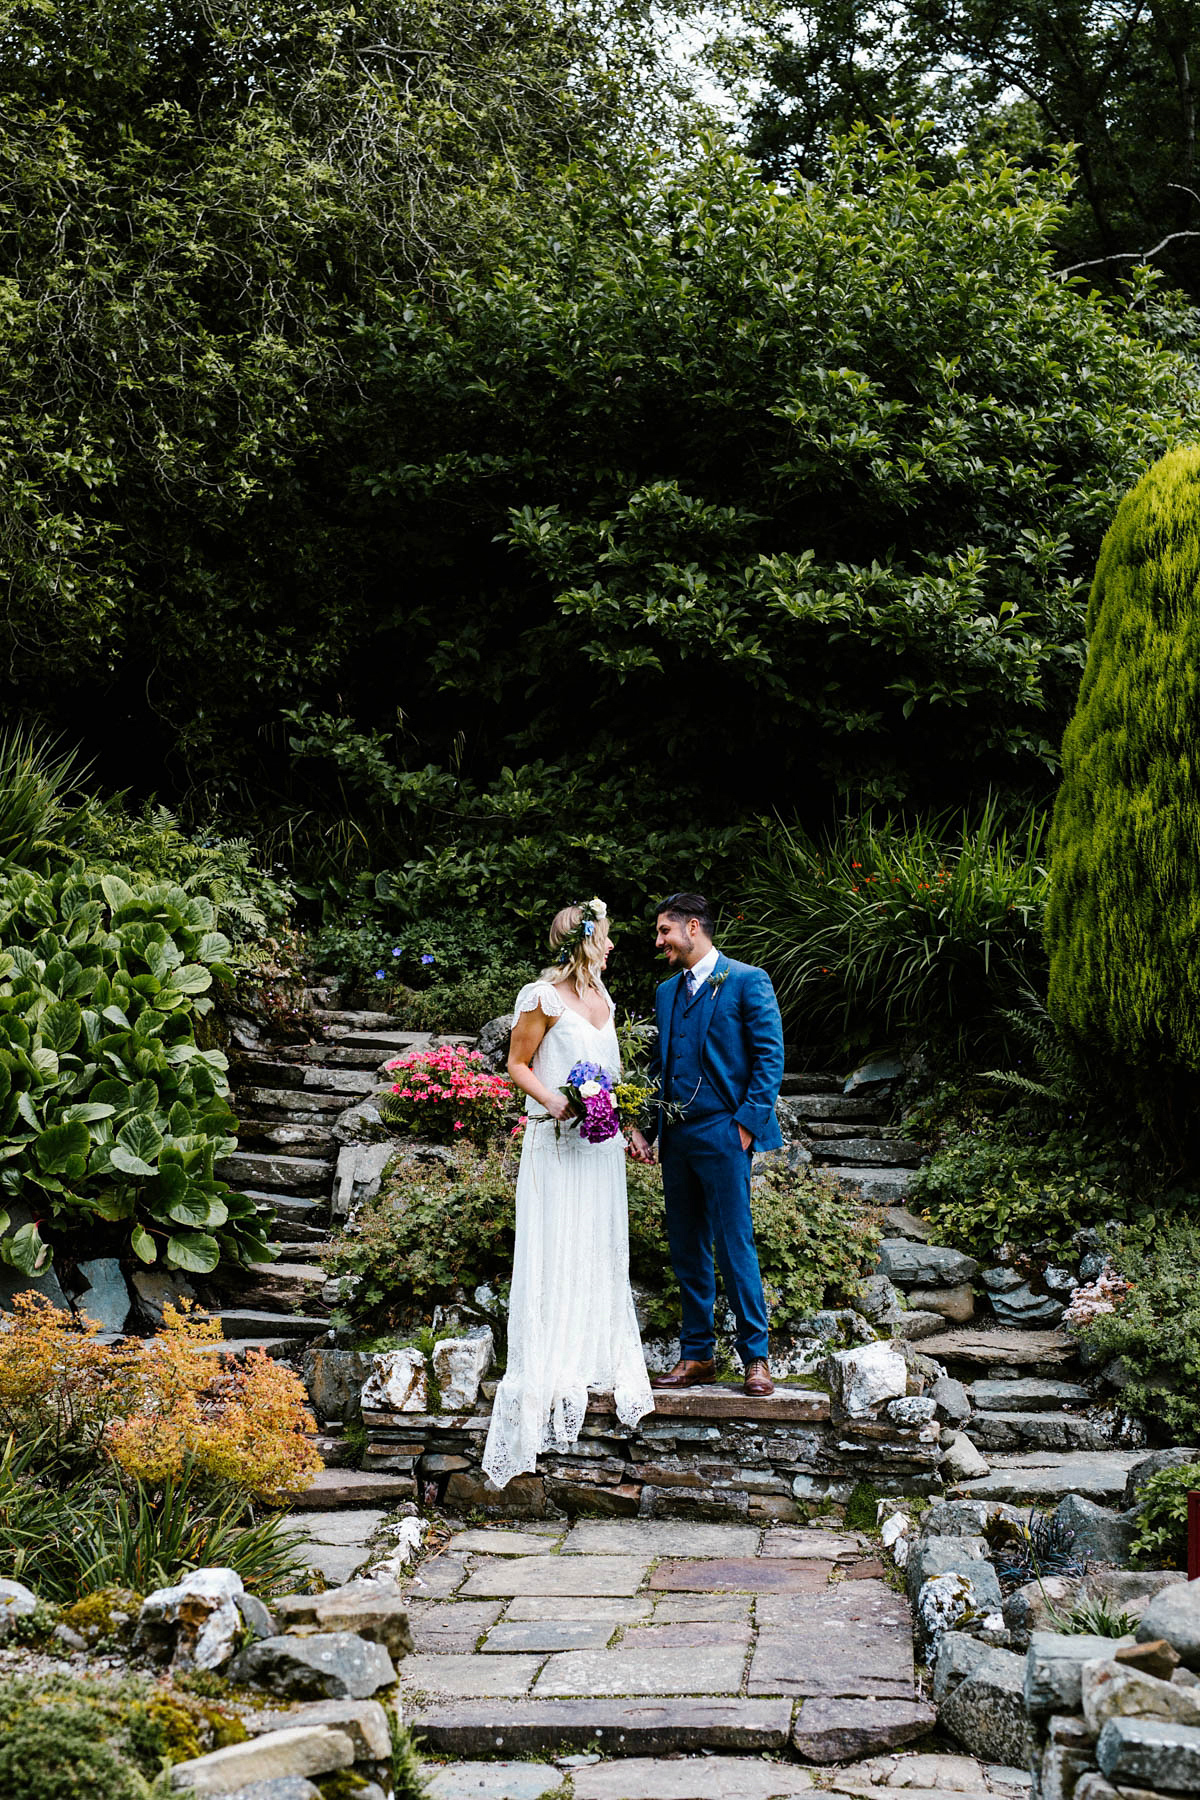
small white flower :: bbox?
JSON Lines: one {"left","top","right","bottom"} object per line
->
{"left": 579, "top": 1080, "right": 602, "bottom": 1098}
{"left": 589, "top": 896, "right": 607, "bottom": 918}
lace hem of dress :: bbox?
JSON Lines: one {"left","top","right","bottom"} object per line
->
{"left": 480, "top": 1380, "right": 654, "bottom": 1490}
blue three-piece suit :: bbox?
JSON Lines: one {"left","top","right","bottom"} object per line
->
{"left": 646, "top": 954, "right": 785, "bottom": 1364}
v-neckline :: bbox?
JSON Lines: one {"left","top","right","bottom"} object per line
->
{"left": 559, "top": 996, "right": 610, "bottom": 1033}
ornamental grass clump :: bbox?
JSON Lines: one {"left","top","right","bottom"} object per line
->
{"left": 382, "top": 1043, "right": 514, "bottom": 1142}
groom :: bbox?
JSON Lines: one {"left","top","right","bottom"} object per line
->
{"left": 630, "top": 892, "right": 785, "bottom": 1398}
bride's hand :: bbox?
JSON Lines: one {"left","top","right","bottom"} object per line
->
{"left": 542, "top": 1092, "right": 572, "bottom": 1121}
{"left": 627, "top": 1129, "right": 655, "bottom": 1164}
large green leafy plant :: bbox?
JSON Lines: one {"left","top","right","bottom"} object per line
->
{"left": 0, "top": 863, "right": 271, "bottom": 1276}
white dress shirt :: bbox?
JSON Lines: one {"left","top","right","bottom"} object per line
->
{"left": 685, "top": 945, "right": 721, "bottom": 993}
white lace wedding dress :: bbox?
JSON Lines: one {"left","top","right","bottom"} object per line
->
{"left": 481, "top": 978, "right": 654, "bottom": 1488}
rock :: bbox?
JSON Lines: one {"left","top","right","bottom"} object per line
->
{"left": 986, "top": 1281, "right": 1065, "bottom": 1326}
{"left": 1003, "top": 1578, "right": 1084, "bottom": 1653}
{"left": 332, "top": 1098, "right": 390, "bottom": 1145}
{"left": 877, "top": 1241, "right": 979, "bottom": 1289}
{"left": 274, "top": 1577, "right": 414, "bottom": 1658}
{"left": 130, "top": 1267, "right": 196, "bottom": 1323}
{"left": 476, "top": 1015, "right": 513, "bottom": 1072}
{"left": 360, "top": 1346, "right": 428, "bottom": 1412}
{"left": 891, "top": 1310, "right": 949, "bottom": 1341}
{"left": 1040, "top": 1736, "right": 1097, "bottom": 1800}
{"left": 1096, "top": 1715, "right": 1200, "bottom": 1791}
{"left": 908, "top": 1537, "right": 1002, "bottom": 1613}
{"left": 1082, "top": 1658, "right": 1200, "bottom": 1734}
{"left": 1044, "top": 1265, "right": 1076, "bottom": 1294}
{"left": 332, "top": 1140, "right": 396, "bottom": 1219}
{"left": 922, "top": 1498, "right": 1024, "bottom": 1538}
{"left": 887, "top": 1396, "right": 937, "bottom": 1427}
{"left": 844, "top": 1053, "right": 905, "bottom": 1091}
{"left": 907, "top": 1283, "right": 976, "bottom": 1324}
{"left": 229, "top": 1631, "right": 396, "bottom": 1699}
{"left": 136, "top": 1568, "right": 245, "bottom": 1671}
{"left": 1116, "top": 1639, "right": 1181, "bottom": 1681}
{"left": 0, "top": 1579, "right": 38, "bottom": 1636}
{"left": 237, "top": 1594, "right": 275, "bottom": 1641}
{"left": 301, "top": 1349, "right": 376, "bottom": 1423}
{"left": 1026, "top": 1632, "right": 1136, "bottom": 1719}
{"left": 917, "top": 1572, "right": 997, "bottom": 1646}
{"left": 942, "top": 1431, "right": 991, "bottom": 1481}
{"left": 247, "top": 1699, "right": 393, "bottom": 1760}
{"left": 75, "top": 1257, "right": 131, "bottom": 1332}
{"left": 169, "top": 1725, "right": 356, "bottom": 1793}
{"left": 1074, "top": 1779, "right": 1120, "bottom": 1800}
{"left": 1123, "top": 1449, "right": 1200, "bottom": 1510}
{"left": 223, "top": 1783, "right": 321, "bottom": 1800}
{"left": 791, "top": 1696, "right": 936, "bottom": 1761}
{"left": 432, "top": 1330, "right": 494, "bottom": 1410}
{"left": 1138, "top": 1582, "right": 1200, "bottom": 1670}
{"left": 827, "top": 1340, "right": 909, "bottom": 1416}
{"left": 1053, "top": 1493, "right": 1136, "bottom": 1565}
{"left": 1084, "top": 1571, "right": 1185, "bottom": 1616}
{"left": 933, "top": 1630, "right": 1021, "bottom": 1704}
{"left": 938, "top": 1643, "right": 1028, "bottom": 1764}
{"left": 856, "top": 1274, "right": 907, "bottom": 1325}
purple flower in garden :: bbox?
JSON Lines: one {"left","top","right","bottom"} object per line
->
{"left": 375, "top": 969, "right": 386, "bottom": 980}
{"left": 391, "top": 946, "right": 402, "bottom": 957}
{"left": 421, "top": 953, "right": 435, "bottom": 965}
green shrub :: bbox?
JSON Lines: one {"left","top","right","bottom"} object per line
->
{"left": 0, "top": 728, "right": 87, "bottom": 874}
{"left": 0, "top": 861, "right": 272, "bottom": 1275}
{"left": 392, "top": 967, "right": 531, "bottom": 1034}
{"left": 327, "top": 1143, "right": 880, "bottom": 1342}
{"left": 0, "top": 1672, "right": 247, "bottom": 1799}
{"left": 1074, "top": 1217, "right": 1200, "bottom": 1440}
{"left": 729, "top": 799, "right": 1048, "bottom": 1051}
{"left": 1046, "top": 446, "right": 1200, "bottom": 1148}
{"left": 910, "top": 1114, "right": 1125, "bottom": 1257}
{"left": 1127, "top": 1463, "right": 1200, "bottom": 1569}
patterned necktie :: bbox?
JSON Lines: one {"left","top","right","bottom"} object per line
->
{"left": 686, "top": 970, "right": 699, "bottom": 1000}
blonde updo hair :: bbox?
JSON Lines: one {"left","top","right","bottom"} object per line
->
{"left": 542, "top": 902, "right": 611, "bottom": 998}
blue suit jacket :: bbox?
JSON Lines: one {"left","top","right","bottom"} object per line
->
{"left": 647, "top": 953, "right": 785, "bottom": 1151}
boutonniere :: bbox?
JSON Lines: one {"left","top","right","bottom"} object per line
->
{"left": 709, "top": 969, "right": 730, "bottom": 992}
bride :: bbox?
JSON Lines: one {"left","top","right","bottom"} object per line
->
{"left": 481, "top": 897, "right": 654, "bottom": 1488}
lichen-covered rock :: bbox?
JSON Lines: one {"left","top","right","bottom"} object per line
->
{"left": 1082, "top": 1658, "right": 1200, "bottom": 1735}
{"left": 938, "top": 1641, "right": 1027, "bottom": 1764}
{"left": 136, "top": 1568, "right": 244, "bottom": 1670}
{"left": 432, "top": 1329, "right": 493, "bottom": 1410}
{"left": 827, "top": 1339, "right": 908, "bottom": 1416}
{"left": 887, "top": 1395, "right": 937, "bottom": 1427}
{"left": 877, "top": 1240, "right": 979, "bottom": 1288}
{"left": 922, "top": 1497, "right": 1023, "bottom": 1538}
{"left": 300, "top": 1348, "right": 375, "bottom": 1423}
{"left": 908, "top": 1537, "right": 1001, "bottom": 1613}
{"left": 0, "top": 1579, "right": 38, "bottom": 1637}
{"left": 360, "top": 1346, "right": 427, "bottom": 1412}
{"left": 917, "top": 1572, "right": 990, "bottom": 1646}
{"left": 273, "top": 1576, "right": 413, "bottom": 1658}
{"left": 169, "top": 1724, "right": 355, "bottom": 1793}
{"left": 1026, "top": 1632, "right": 1137, "bottom": 1719}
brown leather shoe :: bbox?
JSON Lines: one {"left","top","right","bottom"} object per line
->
{"left": 651, "top": 1357, "right": 717, "bottom": 1390}
{"left": 743, "top": 1358, "right": 774, "bottom": 1397}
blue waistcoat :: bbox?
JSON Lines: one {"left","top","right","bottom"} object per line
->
{"left": 664, "top": 979, "right": 724, "bottom": 1119}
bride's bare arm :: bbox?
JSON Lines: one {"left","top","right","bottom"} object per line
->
{"left": 508, "top": 1007, "right": 572, "bottom": 1118}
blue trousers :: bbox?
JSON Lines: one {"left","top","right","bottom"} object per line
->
{"left": 659, "top": 1111, "right": 769, "bottom": 1365}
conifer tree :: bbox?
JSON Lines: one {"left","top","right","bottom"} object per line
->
{"left": 1046, "top": 444, "right": 1200, "bottom": 1133}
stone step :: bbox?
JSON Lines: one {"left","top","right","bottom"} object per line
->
{"left": 241, "top": 1190, "right": 330, "bottom": 1237}
{"left": 228, "top": 1263, "right": 331, "bottom": 1314}
{"left": 777, "top": 1094, "right": 890, "bottom": 1123}
{"left": 311, "top": 1008, "right": 407, "bottom": 1032}
{"left": 295, "top": 1466, "right": 420, "bottom": 1509}
{"left": 779, "top": 1072, "right": 851, "bottom": 1097}
{"left": 188, "top": 1335, "right": 300, "bottom": 1359}
{"left": 240, "top": 1121, "right": 339, "bottom": 1157}
{"left": 216, "top": 1307, "right": 329, "bottom": 1339}
{"left": 282, "top": 1043, "right": 397, "bottom": 1070}
{"left": 819, "top": 1167, "right": 913, "bottom": 1203}
{"left": 952, "top": 1450, "right": 1143, "bottom": 1507}
{"left": 218, "top": 1151, "right": 335, "bottom": 1195}
{"left": 914, "top": 1326, "right": 1079, "bottom": 1377}
{"left": 803, "top": 1121, "right": 890, "bottom": 1141}
{"left": 411, "top": 1698, "right": 794, "bottom": 1757}
{"left": 808, "top": 1137, "right": 922, "bottom": 1167}
{"left": 233, "top": 1059, "right": 381, "bottom": 1096}
{"left": 969, "top": 1378, "right": 1091, "bottom": 1412}
{"left": 966, "top": 1410, "right": 1117, "bottom": 1453}
{"left": 266, "top": 1239, "right": 332, "bottom": 1264}
{"left": 239, "top": 1086, "right": 353, "bottom": 1117}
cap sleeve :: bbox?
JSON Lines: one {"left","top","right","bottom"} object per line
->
{"left": 513, "top": 979, "right": 566, "bottom": 1020}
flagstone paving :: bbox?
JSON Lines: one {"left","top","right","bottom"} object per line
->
{"left": 398, "top": 1517, "right": 925, "bottom": 1767}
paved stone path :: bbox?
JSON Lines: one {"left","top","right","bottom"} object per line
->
{"left": 397, "top": 1518, "right": 963, "bottom": 1782}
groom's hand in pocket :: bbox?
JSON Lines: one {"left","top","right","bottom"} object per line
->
{"left": 737, "top": 1123, "right": 753, "bottom": 1152}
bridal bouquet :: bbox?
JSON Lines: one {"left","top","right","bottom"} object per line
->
{"left": 559, "top": 1061, "right": 621, "bottom": 1144}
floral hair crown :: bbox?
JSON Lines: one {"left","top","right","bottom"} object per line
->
{"left": 556, "top": 896, "right": 607, "bottom": 964}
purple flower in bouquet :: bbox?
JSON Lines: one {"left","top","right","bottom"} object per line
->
{"left": 566, "top": 1060, "right": 612, "bottom": 1091}
{"left": 579, "top": 1089, "right": 620, "bottom": 1143}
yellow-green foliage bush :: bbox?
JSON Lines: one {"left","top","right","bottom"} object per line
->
{"left": 1047, "top": 446, "right": 1200, "bottom": 1132}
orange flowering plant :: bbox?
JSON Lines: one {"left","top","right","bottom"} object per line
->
{"left": 0, "top": 1293, "right": 321, "bottom": 1503}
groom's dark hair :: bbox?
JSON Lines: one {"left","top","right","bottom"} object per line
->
{"left": 655, "top": 892, "right": 715, "bottom": 934}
